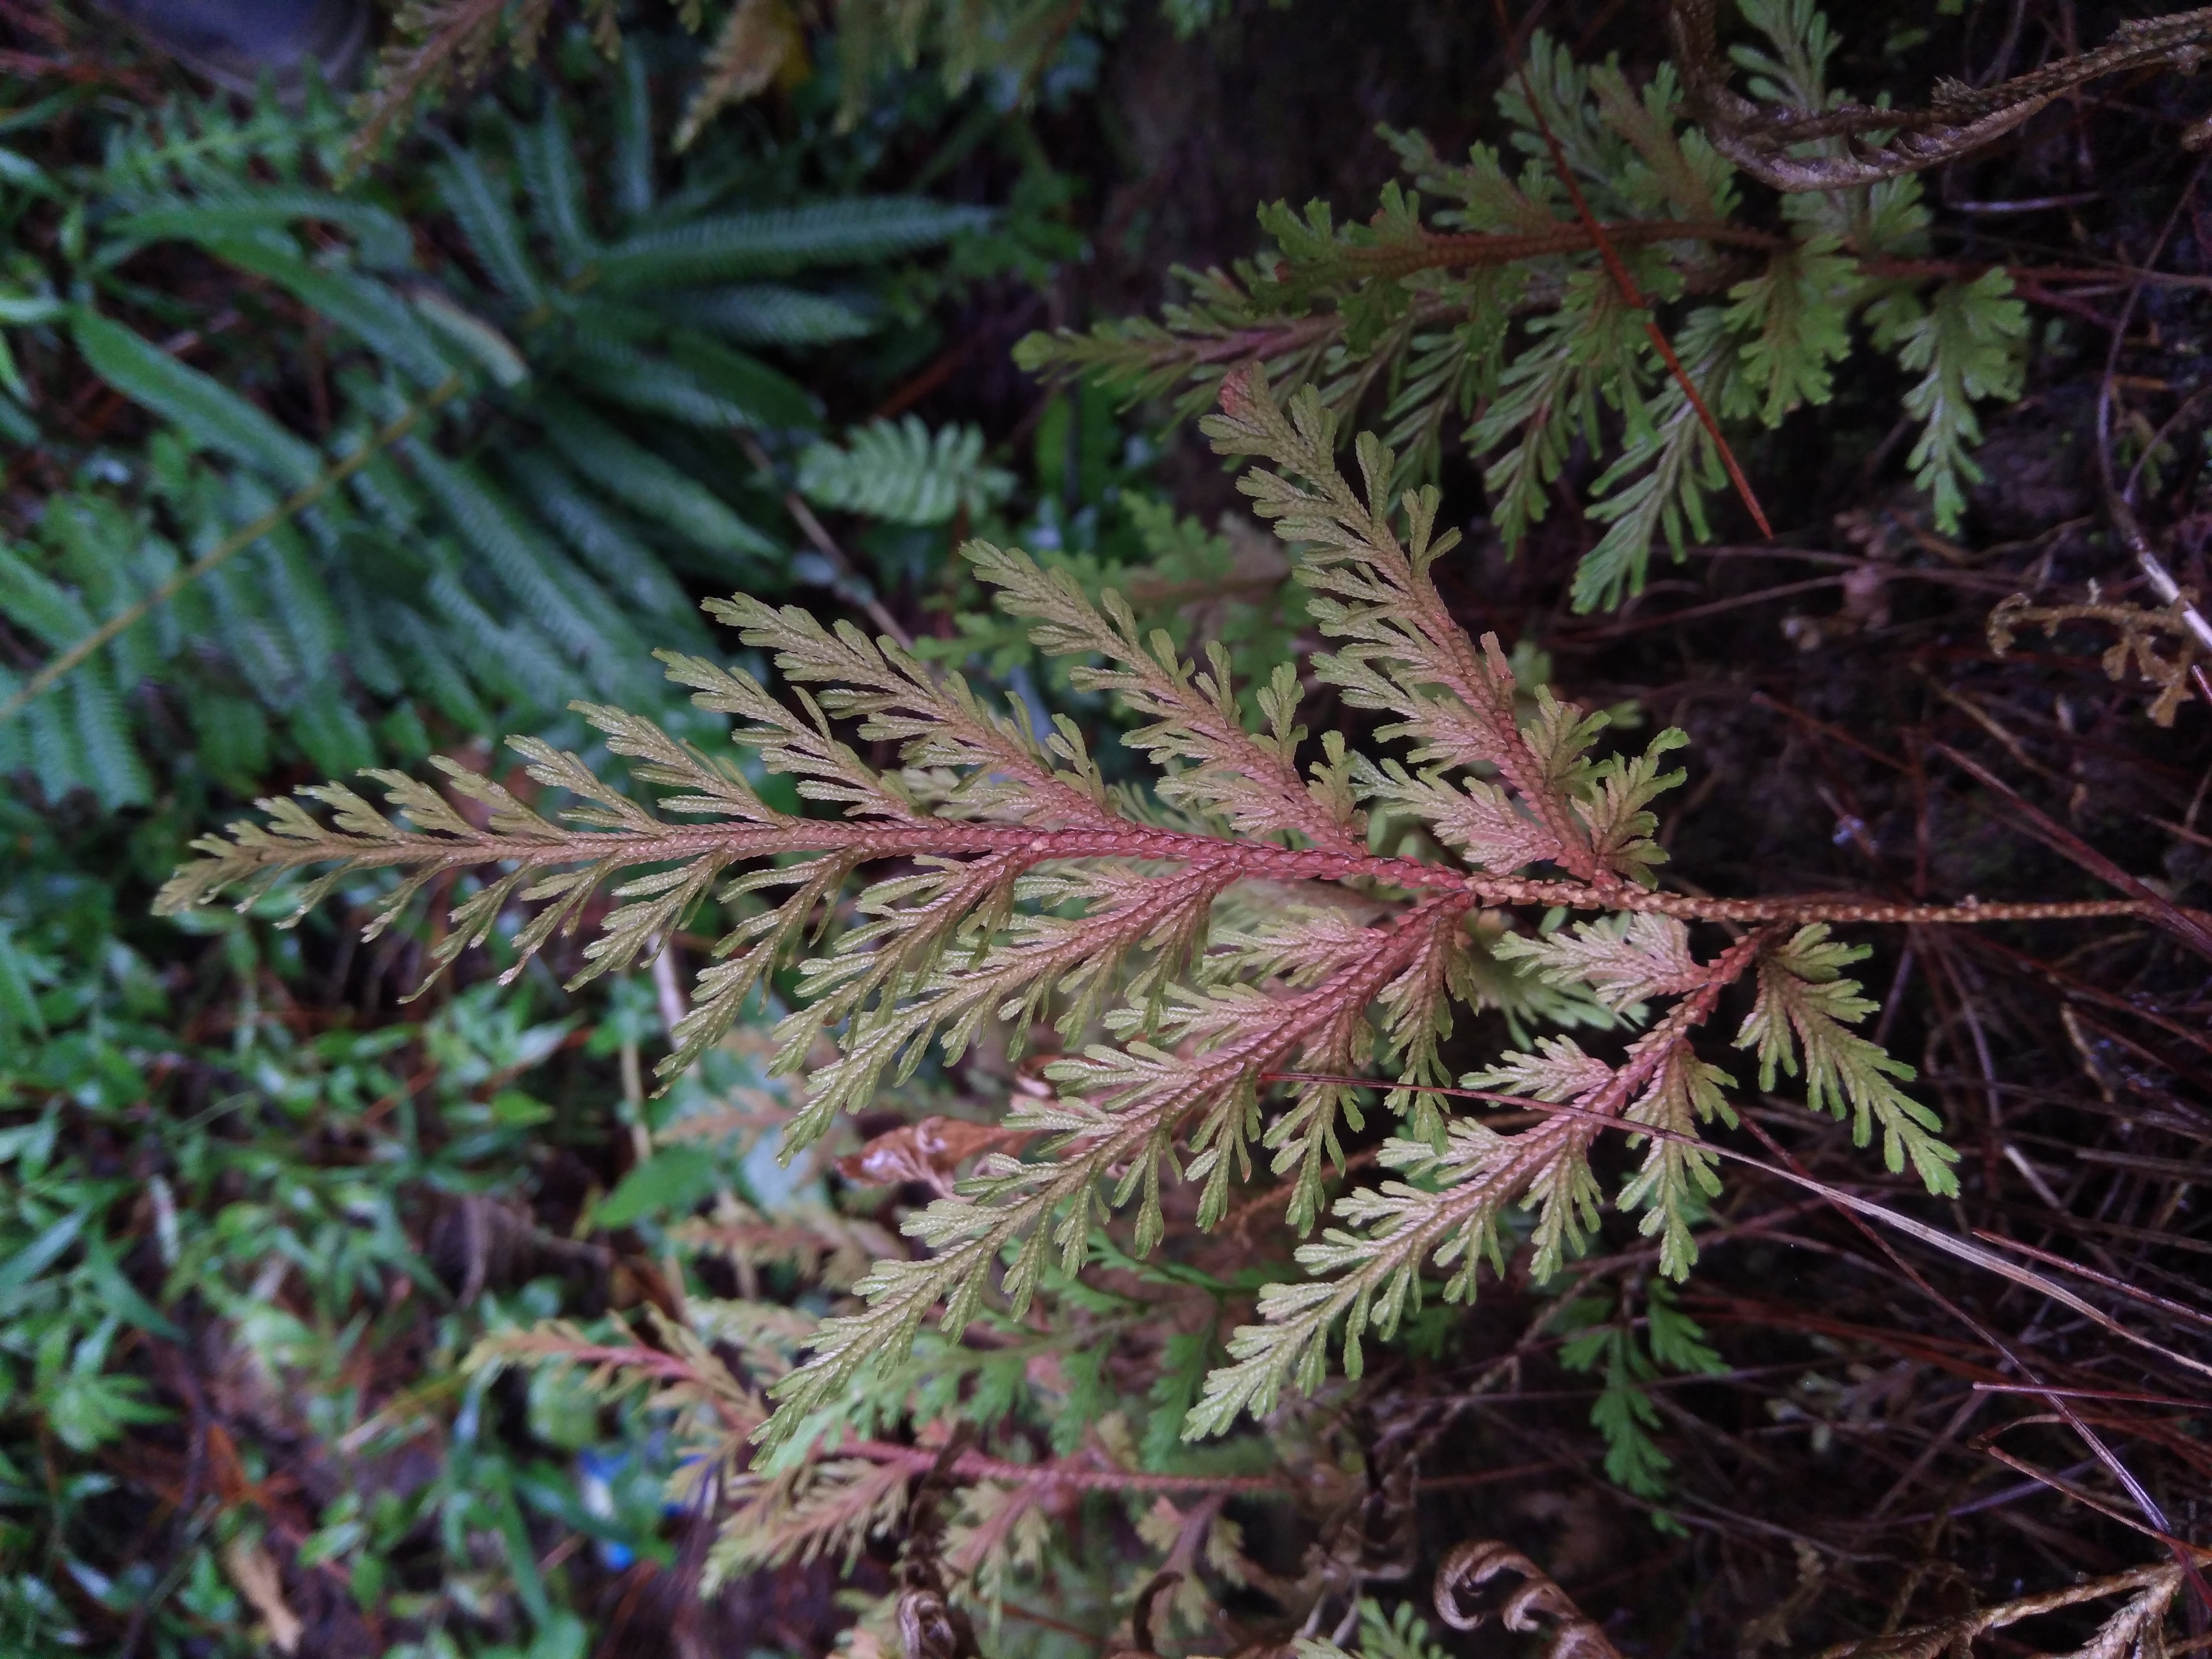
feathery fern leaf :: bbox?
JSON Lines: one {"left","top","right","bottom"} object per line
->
{"left": 796, "top": 417, "right": 1016, "bottom": 526}
{"left": 1019, "top": 12, "right": 2032, "bottom": 611}
{"left": 149, "top": 369, "right": 2011, "bottom": 1462}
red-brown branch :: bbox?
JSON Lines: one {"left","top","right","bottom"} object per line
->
{"left": 228, "top": 810, "right": 2200, "bottom": 930}
{"left": 1489, "top": 0, "right": 1772, "bottom": 541}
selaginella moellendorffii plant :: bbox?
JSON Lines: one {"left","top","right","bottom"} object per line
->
{"left": 156, "top": 369, "right": 2171, "bottom": 1511}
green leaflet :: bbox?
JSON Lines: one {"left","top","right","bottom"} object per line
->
{"left": 559, "top": 327, "right": 816, "bottom": 432}
{"left": 0, "top": 1212, "right": 88, "bottom": 1311}
{"left": 1575, "top": 310, "right": 1733, "bottom": 613}
{"left": 664, "top": 284, "right": 878, "bottom": 346}
{"left": 595, "top": 198, "right": 993, "bottom": 289}
{"left": 594, "top": 1147, "right": 724, "bottom": 1230}
{"left": 1736, "top": 925, "right": 1961, "bottom": 1196}
{"left": 1723, "top": 234, "right": 1856, "bottom": 424}
{"left": 0, "top": 543, "right": 95, "bottom": 651}
{"left": 1556, "top": 1280, "right": 1725, "bottom": 1512}
{"left": 402, "top": 443, "right": 639, "bottom": 671}
{"left": 107, "top": 184, "right": 414, "bottom": 270}
{"left": 611, "top": 46, "right": 656, "bottom": 220}
{"left": 1869, "top": 270, "right": 2030, "bottom": 534}
{"left": 434, "top": 144, "right": 546, "bottom": 308}
{"left": 534, "top": 397, "right": 779, "bottom": 564}
{"left": 71, "top": 310, "right": 320, "bottom": 489}
{"left": 795, "top": 416, "right": 1016, "bottom": 525}
{"left": 514, "top": 99, "right": 596, "bottom": 273}
{"left": 502, "top": 450, "right": 698, "bottom": 624}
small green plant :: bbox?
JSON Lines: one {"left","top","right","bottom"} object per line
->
{"left": 1019, "top": 2, "right": 2036, "bottom": 610}
{"left": 360, "top": 0, "right": 1244, "bottom": 158}
{"left": 1554, "top": 1277, "right": 1726, "bottom": 1515}
{"left": 798, "top": 415, "right": 1018, "bottom": 527}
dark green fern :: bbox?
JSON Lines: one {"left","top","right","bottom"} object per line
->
{"left": 0, "top": 64, "right": 995, "bottom": 803}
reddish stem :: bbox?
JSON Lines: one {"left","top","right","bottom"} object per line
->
{"left": 1488, "top": 0, "right": 1773, "bottom": 540}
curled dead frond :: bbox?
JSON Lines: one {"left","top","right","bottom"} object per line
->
{"left": 1431, "top": 1539, "right": 1624, "bottom": 1659}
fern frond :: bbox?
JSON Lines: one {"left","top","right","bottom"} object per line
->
{"left": 796, "top": 418, "right": 1015, "bottom": 526}
{"left": 1615, "top": 1044, "right": 1735, "bottom": 1280}
{"left": 1493, "top": 911, "right": 1709, "bottom": 1013}
{"left": 1207, "top": 368, "right": 1653, "bottom": 884}
{"left": 1473, "top": 264, "right": 1655, "bottom": 558}
{"left": 1574, "top": 309, "right": 1731, "bottom": 613}
{"left": 1723, "top": 236, "right": 1855, "bottom": 424}
{"left": 1185, "top": 930, "right": 1759, "bottom": 1439}
{"left": 156, "top": 376, "right": 2024, "bottom": 1465}
{"left": 714, "top": 1453, "right": 913, "bottom": 1579}
{"left": 1868, "top": 270, "right": 2029, "bottom": 533}
{"left": 401, "top": 445, "right": 633, "bottom": 672}
{"left": 966, "top": 536, "right": 1362, "bottom": 852}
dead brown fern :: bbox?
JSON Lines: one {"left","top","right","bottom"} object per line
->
{"left": 1815, "top": 1561, "right": 2188, "bottom": 1659}
{"left": 1431, "top": 1539, "right": 1624, "bottom": 1659}
{"left": 1988, "top": 588, "right": 2206, "bottom": 727}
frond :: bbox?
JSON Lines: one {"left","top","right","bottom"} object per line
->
{"left": 1867, "top": 270, "right": 2030, "bottom": 533}
{"left": 796, "top": 418, "right": 1016, "bottom": 526}
{"left": 1736, "top": 925, "right": 1961, "bottom": 1194}
{"left": 153, "top": 379, "right": 1969, "bottom": 1461}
